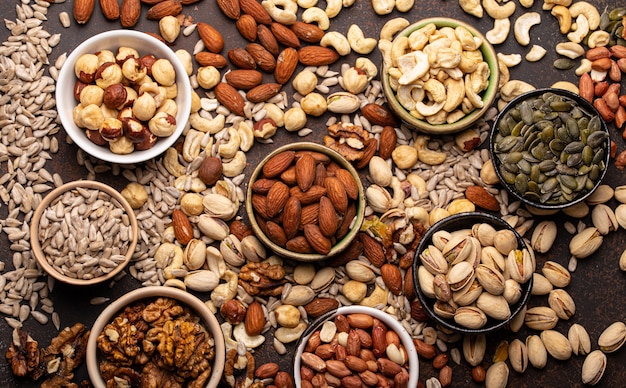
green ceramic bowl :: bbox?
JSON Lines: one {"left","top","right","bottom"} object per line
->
{"left": 381, "top": 17, "right": 499, "bottom": 134}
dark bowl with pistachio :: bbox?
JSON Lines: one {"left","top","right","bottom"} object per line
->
{"left": 489, "top": 88, "right": 610, "bottom": 210}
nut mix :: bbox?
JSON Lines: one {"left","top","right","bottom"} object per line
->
{"left": 72, "top": 47, "right": 179, "bottom": 154}
{"left": 96, "top": 297, "right": 216, "bottom": 387}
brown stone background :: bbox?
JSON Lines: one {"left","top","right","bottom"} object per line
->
{"left": 0, "top": 0, "right": 625, "bottom": 387}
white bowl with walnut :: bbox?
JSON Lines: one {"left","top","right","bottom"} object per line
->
{"left": 57, "top": 30, "right": 191, "bottom": 164}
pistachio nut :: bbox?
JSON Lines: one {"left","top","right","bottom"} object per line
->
{"left": 418, "top": 265, "right": 436, "bottom": 298}
{"left": 526, "top": 334, "right": 547, "bottom": 369}
{"left": 368, "top": 156, "right": 393, "bottom": 187}
{"left": 569, "top": 227, "right": 603, "bottom": 258}
{"left": 616, "top": 204, "right": 626, "bottom": 230}
{"left": 475, "top": 264, "right": 505, "bottom": 295}
{"left": 197, "top": 214, "right": 230, "bottom": 241}
{"left": 524, "top": 306, "right": 558, "bottom": 331}
{"left": 480, "top": 246, "right": 506, "bottom": 272}
{"left": 309, "top": 267, "right": 336, "bottom": 291}
{"left": 506, "top": 248, "right": 533, "bottom": 284}
{"left": 446, "top": 261, "right": 475, "bottom": 291}
{"left": 547, "top": 289, "right": 575, "bottom": 320}
{"left": 568, "top": 323, "right": 591, "bottom": 356}
{"left": 586, "top": 184, "right": 614, "bottom": 205}
{"left": 326, "top": 92, "right": 361, "bottom": 114}
{"left": 433, "top": 273, "right": 452, "bottom": 302}
{"left": 540, "top": 330, "right": 572, "bottom": 361}
{"left": 581, "top": 350, "right": 607, "bottom": 386}
{"left": 530, "top": 220, "right": 557, "bottom": 253}
{"left": 562, "top": 201, "right": 589, "bottom": 218}
{"left": 531, "top": 273, "right": 553, "bottom": 296}
{"left": 508, "top": 305, "right": 526, "bottom": 333}
{"left": 453, "top": 306, "right": 487, "bottom": 329}
{"left": 283, "top": 285, "right": 316, "bottom": 306}
{"left": 433, "top": 299, "right": 458, "bottom": 320}
{"left": 365, "top": 184, "right": 392, "bottom": 213}
{"left": 508, "top": 339, "right": 528, "bottom": 373}
{"left": 472, "top": 222, "right": 496, "bottom": 247}
{"left": 502, "top": 278, "right": 522, "bottom": 305}
{"left": 419, "top": 245, "right": 449, "bottom": 275}
{"left": 442, "top": 235, "right": 477, "bottom": 265}
{"left": 432, "top": 230, "right": 452, "bottom": 251}
{"left": 345, "top": 260, "right": 376, "bottom": 283}
{"left": 620, "top": 248, "right": 626, "bottom": 272}
{"left": 476, "top": 293, "right": 510, "bottom": 321}
{"left": 597, "top": 321, "right": 626, "bottom": 353}
{"left": 220, "top": 234, "right": 244, "bottom": 266}
{"left": 240, "top": 235, "right": 266, "bottom": 263}
{"left": 463, "top": 334, "right": 486, "bottom": 367}
{"left": 184, "top": 270, "right": 220, "bottom": 292}
{"left": 452, "top": 279, "right": 483, "bottom": 306}
{"left": 591, "top": 203, "right": 619, "bottom": 235}
{"left": 183, "top": 239, "right": 207, "bottom": 270}
{"left": 485, "top": 361, "right": 509, "bottom": 388}
{"left": 493, "top": 229, "right": 518, "bottom": 256}
{"left": 203, "top": 193, "right": 238, "bottom": 220}
{"left": 614, "top": 185, "right": 626, "bottom": 204}
{"left": 541, "top": 260, "right": 571, "bottom": 288}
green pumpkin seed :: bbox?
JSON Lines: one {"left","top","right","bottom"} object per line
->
{"left": 553, "top": 58, "right": 575, "bottom": 70}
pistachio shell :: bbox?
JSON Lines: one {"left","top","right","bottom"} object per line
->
{"left": 419, "top": 245, "right": 449, "bottom": 275}
{"left": 506, "top": 248, "right": 533, "bottom": 284}
{"left": 530, "top": 273, "right": 553, "bottom": 296}
{"left": 240, "top": 235, "right": 267, "bottom": 262}
{"left": 526, "top": 334, "right": 547, "bottom": 369}
{"left": 197, "top": 214, "right": 230, "bottom": 240}
{"left": 591, "top": 204, "right": 618, "bottom": 235}
{"left": 452, "top": 279, "right": 483, "bottom": 306}
{"left": 541, "top": 261, "right": 571, "bottom": 288}
{"left": 502, "top": 279, "right": 522, "bottom": 305}
{"left": 598, "top": 321, "right": 626, "bottom": 353}
{"left": 283, "top": 285, "right": 316, "bottom": 306}
{"left": 433, "top": 300, "right": 458, "bottom": 319}
{"left": 453, "top": 306, "right": 487, "bottom": 329}
{"left": 581, "top": 350, "right": 607, "bottom": 385}
{"left": 480, "top": 246, "right": 506, "bottom": 272}
{"left": 568, "top": 323, "right": 591, "bottom": 356}
{"left": 310, "top": 266, "right": 336, "bottom": 291}
{"left": 433, "top": 274, "right": 452, "bottom": 302}
{"left": 472, "top": 222, "right": 497, "bottom": 247}
{"left": 530, "top": 220, "right": 557, "bottom": 253}
{"left": 184, "top": 270, "right": 220, "bottom": 292}
{"left": 508, "top": 305, "right": 526, "bottom": 333}
{"left": 418, "top": 265, "right": 436, "bottom": 298}
{"left": 446, "top": 261, "right": 475, "bottom": 291}
{"left": 183, "top": 238, "right": 207, "bottom": 270}
{"left": 614, "top": 185, "right": 626, "bottom": 204}
{"left": 540, "top": 330, "right": 572, "bottom": 361}
{"left": 586, "top": 184, "right": 614, "bottom": 205}
{"left": 615, "top": 204, "right": 626, "bottom": 230}
{"left": 220, "top": 234, "right": 244, "bottom": 266}
{"left": 493, "top": 229, "right": 518, "bottom": 255}
{"left": 442, "top": 235, "right": 475, "bottom": 265}
{"left": 569, "top": 227, "right": 603, "bottom": 258}
{"left": 547, "top": 289, "right": 576, "bottom": 320}
{"left": 524, "top": 306, "right": 558, "bottom": 331}
{"left": 463, "top": 334, "right": 486, "bottom": 367}
{"left": 475, "top": 264, "right": 505, "bottom": 295}
{"left": 345, "top": 260, "right": 376, "bottom": 283}
{"left": 485, "top": 361, "right": 509, "bottom": 388}
{"left": 326, "top": 92, "right": 361, "bottom": 114}
{"left": 476, "top": 293, "right": 510, "bottom": 320}
{"left": 508, "top": 339, "right": 528, "bottom": 373}
{"left": 432, "top": 230, "right": 452, "bottom": 251}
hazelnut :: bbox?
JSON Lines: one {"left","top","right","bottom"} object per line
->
{"left": 122, "top": 57, "right": 147, "bottom": 82}
{"left": 79, "top": 104, "right": 105, "bottom": 131}
{"left": 73, "top": 104, "right": 85, "bottom": 128}
{"left": 103, "top": 83, "right": 128, "bottom": 109}
{"left": 108, "top": 135, "right": 134, "bottom": 154}
{"left": 253, "top": 118, "right": 278, "bottom": 139}
{"left": 73, "top": 80, "right": 88, "bottom": 102}
{"left": 292, "top": 69, "right": 317, "bottom": 95}
{"left": 134, "top": 131, "right": 157, "bottom": 151}
{"left": 342, "top": 66, "right": 368, "bottom": 94}
{"left": 157, "top": 99, "right": 178, "bottom": 117}
{"left": 115, "top": 46, "right": 139, "bottom": 65}
{"left": 79, "top": 84, "right": 104, "bottom": 107}
{"left": 133, "top": 92, "right": 157, "bottom": 122}
{"left": 95, "top": 49, "right": 116, "bottom": 66}
{"left": 95, "top": 62, "right": 123, "bottom": 89}
{"left": 121, "top": 117, "right": 147, "bottom": 142}
{"left": 99, "top": 117, "right": 123, "bottom": 141}
{"left": 196, "top": 66, "right": 220, "bottom": 90}
{"left": 120, "top": 182, "right": 148, "bottom": 209}
{"left": 85, "top": 129, "right": 107, "bottom": 145}
{"left": 123, "top": 86, "right": 138, "bottom": 107}
{"left": 159, "top": 15, "right": 181, "bottom": 43}
{"left": 220, "top": 299, "right": 247, "bottom": 324}
{"left": 140, "top": 54, "right": 157, "bottom": 76}
{"left": 148, "top": 111, "right": 176, "bottom": 137}
{"left": 74, "top": 53, "right": 99, "bottom": 83}
{"left": 118, "top": 106, "right": 134, "bottom": 121}
{"left": 151, "top": 58, "right": 176, "bottom": 86}
{"left": 198, "top": 156, "right": 223, "bottom": 185}
{"left": 300, "top": 92, "right": 327, "bottom": 116}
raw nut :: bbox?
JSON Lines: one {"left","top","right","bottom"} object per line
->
{"left": 225, "top": 69, "right": 263, "bottom": 90}
{"left": 120, "top": 0, "right": 141, "bottom": 27}
{"left": 291, "top": 21, "right": 325, "bottom": 43}
{"left": 237, "top": 14, "right": 258, "bottom": 41}
{"left": 247, "top": 83, "right": 282, "bottom": 103}
{"left": 361, "top": 103, "right": 398, "bottom": 127}
{"left": 304, "top": 297, "right": 339, "bottom": 317}
{"left": 275, "top": 47, "right": 299, "bottom": 85}
{"left": 380, "top": 263, "right": 402, "bottom": 295}
{"left": 257, "top": 24, "right": 280, "bottom": 56}
{"left": 378, "top": 126, "right": 397, "bottom": 160}
{"left": 100, "top": 0, "right": 120, "bottom": 20}
{"left": 255, "top": 363, "right": 279, "bottom": 379}
{"left": 217, "top": 0, "right": 240, "bottom": 19}
{"left": 266, "top": 221, "right": 288, "bottom": 246}
{"left": 146, "top": 0, "right": 183, "bottom": 19}
{"left": 263, "top": 151, "right": 296, "bottom": 177}
{"left": 318, "top": 196, "right": 338, "bottom": 237}
{"left": 172, "top": 209, "right": 194, "bottom": 245}
{"left": 215, "top": 82, "right": 245, "bottom": 116}
{"left": 274, "top": 371, "right": 295, "bottom": 388}
{"left": 303, "top": 224, "right": 332, "bottom": 254}
{"left": 334, "top": 169, "right": 359, "bottom": 200}
{"left": 360, "top": 233, "right": 385, "bottom": 267}
{"left": 240, "top": 0, "right": 273, "bottom": 24}
{"left": 271, "top": 22, "right": 301, "bottom": 48}
{"left": 246, "top": 43, "right": 277, "bottom": 72}
{"left": 266, "top": 181, "right": 290, "bottom": 218}
{"left": 74, "top": 0, "right": 95, "bottom": 24}
{"left": 198, "top": 156, "right": 223, "bottom": 185}
{"left": 220, "top": 299, "right": 247, "bottom": 324}
{"left": 414, "top": 338, "right": 436, "bottom": 359}
{"left": 228, "top": 48, "right": 257, "bottom": 70}
{"left": 282, "top": 197, "right": 301, "bottom": 239}
{"left": 465, "top": 185, "right": 500, "bottom": 211}
{"left": 195, "top": 52, "right": 228, "bottom": 68}
{"left": 295, "top": 153, "right": 316, "bottom": 191}
{"left": 354, "top": 138, "right": 378, "bottom": 170}
{"left": 244, "top": 301, "right": 265, "bottom": 336}
{"left": 298, "top": 46, "right": 340, "bottom": 66}
{"left": 198, "top": 22, "right": 225, "bottom": 53}
{"left": 324, "top": 176, "right": 348, "bottom": 214}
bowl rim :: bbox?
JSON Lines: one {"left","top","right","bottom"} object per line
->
{"left": 292, "top": 305, "right": 419, "bottom": 388}
{"left": 489, "top": 87, "right": 611, "bottom": 210}
{"left": 86, "top": 286, "right": 226, "bottom": 388}
{"left": 29, "top": 180, "right": 138, "bottom": 286}
{"left": 412, "top": 211, "right": 533, "bottom": 334}
{"left": 56, "top": 29, "right": 192, "bottom": 164}
{"left": 380, "top": 17, "right": 500, "bottom": 134}
{"left": 245, "top": 142, "right": 366, "bottom": 262}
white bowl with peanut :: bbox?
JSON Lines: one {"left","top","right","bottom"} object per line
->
{"left": 57, "top": 30, "right": 191, "bottom": 164}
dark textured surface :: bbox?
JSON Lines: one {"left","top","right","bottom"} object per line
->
{"left": 0, "top": 0, "right": 625, "bottom": 387}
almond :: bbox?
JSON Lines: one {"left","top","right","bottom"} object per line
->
{"left": 295, "top": 153, "right": 316, "bottom": 191}
{"left": 100, "top": 0, "right": 120, "bottom": 20}
{"left": 274, "top": 47, "right": 299, "bottom": 85}
{"left": 378, "top": 126, "right": 397, "bottom": 160}
{"left": 314, "top": 163, "right": 327, "bottom": 186}
{"left": 195, "top": 52, "right": 228, "bottom": 68}
{"left": 324, "top": 176, "right": 348, "bottom": 215}
{"left": 230, "top": 219, "right": 253, "bottom": 241}
{"left": 318, "top": 196, "right": 338, "bottom": 237}
{"left": 286, "top": 236, "right": 314, "bottom": 253}
{"left": 290, "top": 185, "right": 326, "bottom": 205}
{"left": 120, "top": 0, "right": 141, "bottom": 27}
{"left": 251, "top": 194, "right": 270, "bottom": 220}
{"left": 263, "top": 150, "right": 295, "bottom": 177}
{"left": 403, "top": 266, "right": 416, "bottom": 300}
{"left": 214, "top": 82, "right": 245, "bottom": 116}
{"left": 266, "top": 221, "right": 288, "bottom": 247}
{"left": 304, "top": 297, "right": 339, "bottom": 317}
{"left": 197, "top": 22, "right": 224, "bottom": 54}
{"left": 266, "top": 181, "right": 289, "bottom": 218}
{"left": 280, "top": 166, "right": 297, "bottom": 185}
{"left": 290, "top": 21, "right": 324, "bottom": 43}
{"left": 236, "top": 14, "right": 258, "bottom": 41}
{"left": 282, "top": 197, "right": 301, "bottom": 239}
{"left": 361, "top": 103, "right": 398, "bottom": 127}
{"left": 225, "top": 69, "right": 262, "bottom": 90}
{"left": 298, "top": 46, "right": 340, "bottom": 66}
{"left": 304, "top": 224, "right": 332, "bottom": 254}
{"left": 333, "top": 168, "right": 359, "bottom": 200}
{"left": 228, "top": 48, "right": 257, "bottom": 70}
{"left": 335, "top": 201, "right": 356, "bottom": 240}
{"left": 296, "top": 150, "right": 331, "bottom": 164}
{"left": 239, "top": 0, "right": 272, "bottom": 24}
{"left": 354, "top": 138, "right": 378, "bottom": 170}
{"left": 244, "top": 301, "right": 265, "bottom": 336}
{"left": 146, "top": 0, "right": 182, "bottom": 20}
{"left": 271, "top": 22, "right": 301, "bottom": 48}
{"left": 257, "top": 24, "right": 279, "bottom": 56}
{"left": 380, "top": 263, "right": 402, "bottom": 296}
{"left": 255, "top": 363, "right": 279, "bottom": 379}
{"left": 216, "top": 0, "right": 240, "bottom": 19}
{"left": 171, "top": 209, "right": 193, "bottom": 245}
{"left": 246, "top": 43, "right": 276, "bottom": 72}
{"left": 246, "top": 83, "right": 282, "bottom": 103}
{"left": 465, "top": 185, "right": 500, "bottom": 211}
{"left": 300, "top": 202, "right": 320, "bottom": 226}
{"left": 251, "top": 178, "right": 277, "bottom": 194}
{"left": 360, "top": 233, "right": 385, "bottom": 267}
{"left": 73, "top": 0, "right": 95, "bottom": 24}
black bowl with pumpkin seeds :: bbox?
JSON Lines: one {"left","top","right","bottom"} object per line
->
{"left": 489, "top": 88, "right": 611, "bottom": 210}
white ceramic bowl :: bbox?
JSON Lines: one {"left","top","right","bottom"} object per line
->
{"left": 57, "top": 30, "right": 191, "bottom": 164}
{"left": 86, "top": 286, "right": 226, "bottom": 388}
{"left": 293, "top": 306, "right": 419, "bottom": 387}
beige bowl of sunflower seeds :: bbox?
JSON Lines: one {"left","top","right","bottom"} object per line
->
{"left": 30, "top": 180, "right": 138, "bottom": 286}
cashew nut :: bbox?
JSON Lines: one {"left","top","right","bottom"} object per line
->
{"left": 407, "top": 23, "right": 436, "bottom": 51}
{"left": 415, "top": 135, "right": 446, "bottom": 165}
{"left": 189, "top": 112, "right": 226, "bottom": 134}
{"left": 324, "top": 0, "right": 342, "bottom": 18}
{"left": 218, "top": 127, "right": 241, "bottom": 159}
{"left": 397, "top": 51, "right": 429, "bottom": 85}
{"left": 486, "top": 18, "right": 511, "bottom": 45}
{"left": 360, "top": 284, "right": 389, "bottom": 307}
{"left": 206, "top": 246, "right": 226, "bottom": 279}
{"left": 355, "top": 57, "right": 378, "bottom": 80}
{"left": 395, "top": 0, "right": 414, "bottom": 13}
{"left": 379, "top": 39, "right": 393, "bottom": 69}
{"left": 380, "top": 18, "right": 410, "bottom": 41}
{"left": 389, "top": 177, "right": 405, "bottom": 208}
{"left": 519, "top": 0, "right": 533, "bottom": 8}
{"left": 587, "top": 30, "right": 610, "bottom": 48}
{"left": 568, "top": 1, "right": 600, "bottom": 30}
{"left": 301, "top": 7, "right": 330, "bottom": 30}
{"left": 237, "top": 121, "right": 254, "bottom": 152}
{"left": 567, "top": 14, "right": 589, "bottom": 44}
{"left": 500, "top": 80, "right": 535, "bottom": 102}
{"left": 415, "top": 100, "right": 445, "bottom": 117}
{"left": 222, "top": 151, "right": 247, "bottom": 177}
{"left": 211, "top": 270, "right": 239, "bottom": 307}
{"left": 274, "top": 322, "right": 307, "bottom": 344}
{"left": 550, "top": 5, "right": 572, "bottom": 34}
{"left": 423, "top": 78, "right": 446, "bottom": 103}
{"left": 347, "top": 24, "right": 377, "bottom": 54}
{"left": 575, "top": 58, "right": 592, "bottom": 76}
{"left": 459, "top": 0, "right": 483, "bottom": 18}
{"left": 551, "top": 81, "right": 579, "bottom": 94}
{"left": 163, "top": 147, "right": 185, "bottom": 177}
{"left": 320, "top": 31, "right": 351, "bottom": 56}
{"left": 483, "top": 0, "right": 515, "bottom": 19}
{"left": 442, "top": 78, "right": 465, "bottom": 112}
{"left": 497, "top": 52, "right": 522, "bottom": 67}
{"left": 262, "top": 0, "right": 297, "bottom": 25}
{"left": 464, "top": 73, "right": 483, "bottom": 109}
{"left": 390, "top": 36, "right": 410, "bottom": 66}
{"left": 555, "top": 41, "right": 585, "bottom": 59}
{"left": 163, "top": 244, "right": 184, "bottom": 280}
{"left": 525, "top": 44, "right": 547, "bottom": 62}
{"left": 498, "top": 58, "right": 510, "bottom": 89}
{"left": 372, "top": 0, "right": 395, "bottom": 15}
{"left": 297, "top": 0, "right": 317, "bottom": 8}
{"left": 233, "top": 322, "right": 266, "bottom": 348}
{"left": 514, "top": 12, "right": 541, "bottom": 46}
{"left": 342, "top": 0, "right": 355, "bottom": 6}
